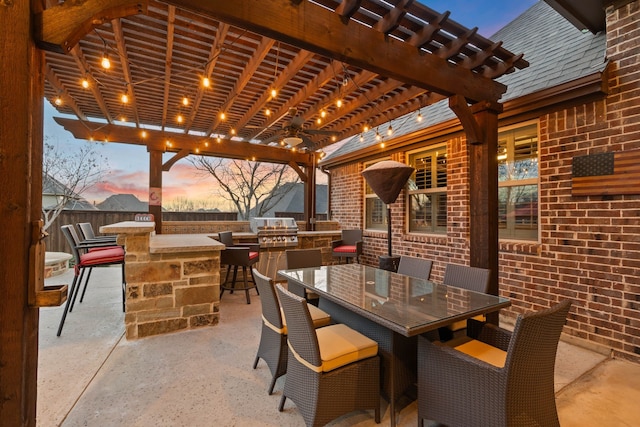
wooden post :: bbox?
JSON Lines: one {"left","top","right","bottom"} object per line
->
{"left": 149, "top": 149, "right": 163, "bottom": 234}
{"left": 0, "top": 0, "right": 44, "bottom": 424}
{"left": 304, "top": 156, "right": 317, "bottom": 231}
{"left": 468, "top": 107, "right": 499, "bottom": 297}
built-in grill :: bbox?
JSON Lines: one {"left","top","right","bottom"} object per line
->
{"left": 250, "top": 217, "right": 298, "bottom": 248}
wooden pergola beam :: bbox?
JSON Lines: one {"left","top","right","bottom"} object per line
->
{"left": 52, "top": 117, "right": 315, "bottom": 167}
{"left": 162, "top": 0, "right": 507, "bottom": 105}
{"left": 35, "top": 0, "right": 148, "bottom": 53}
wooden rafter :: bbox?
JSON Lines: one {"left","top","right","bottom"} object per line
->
{"left": 206, "top": 37, "right": 275, "bottom": 136}
{"left": 161, "top": 5, "right": 176, "bottom": 129}
{"left": 53, "top": 117, "right": 315, "bottom": 166}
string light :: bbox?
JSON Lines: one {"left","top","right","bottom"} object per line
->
{"left": 387, "top": 125, "right": 393, "bottom": 136}
{"left": 270, "top": 88, "right": 277, "bottom": 98}
{"left": 316, "top": 117, "right": 322, "bottom": 125}
{"left": 363, "top": 124, "right": 370, "bottom": 132}
{"left": 336, "top": 99, "right": 343, "bottom": 108}
{"left": 121, "top": 93, "right": 129, "bottom": 104}
{"left": 375, "top": 129, "right": 381, "bottom": 141}
{"left": 380, "top": 142, "right": 385, "bottom": 148}
{"left": 416, "top": 110, "right": 423, "bottom": 122}
{"left": 265, "top": 108, "right": 271, "bottom": 116}
{"left": 230, "top": 128, "right": 236, "bottom": 135}
{"left": 202, "top": 76, "right": 211, "bottom": 88}
{"left": 359, "top": 134, "right": 364, "bottom": 142}
{"left": 141, "top": 130, "right": 147, "bottom": 139}
{"left": 216, "top": 136, "right": 221, "bottom": 143}
{"left": 81, "top": 78, "right": 90, "bottom": 89}
{"left": 176, "top": 114, "right": 184, "bottom": 124}
{"left": 320, "top": 110, "right": 327, "bottom": 118}
{"left": 54, "top": 96, "right": 62, "bottom": 106}
{"left": 101, "top": 52, "right": 111, "bottom": 69}
{"left": 219, "top": 111, "right": 226, "bottom": 121}
{"left": 182, "top": 96, "right": 189, "bottom": 106}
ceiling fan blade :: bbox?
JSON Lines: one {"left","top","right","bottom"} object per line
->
{"left": 304, "top": 129, "right": 337, "bottom": 135}
{"left": 260, "top": 134, "right": 283, "bottom": 144}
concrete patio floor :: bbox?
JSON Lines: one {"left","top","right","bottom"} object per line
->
{"left": 38, "top": 266, "right": 640, "bottom": 426}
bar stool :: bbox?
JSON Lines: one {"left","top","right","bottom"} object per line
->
{"left": 218, "top": 231, "right": 260, "bottom": 304}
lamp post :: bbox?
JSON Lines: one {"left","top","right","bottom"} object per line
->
{"left": 361, "top": 160, "right": 414, "bottom": 272}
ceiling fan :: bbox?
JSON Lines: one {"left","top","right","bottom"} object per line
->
{"left": 258, "top": 107, "right": 337, "bottom": 149}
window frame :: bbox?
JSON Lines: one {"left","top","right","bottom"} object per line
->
{"left": 497, "top": 120, "right": 540, "bottom": 242}
{"left": 363, "top": 157, "right": 390, "bottom": 232}
{"left": 405, "top": 143, "right": 448, "bottom": 235}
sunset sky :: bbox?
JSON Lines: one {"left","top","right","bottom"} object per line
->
{"left": 44, "top": 0, "right": 537, "bottom": 207}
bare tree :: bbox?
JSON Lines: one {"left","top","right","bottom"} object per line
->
{"left": 190, "top": 157, "right": 298, "bottom": 219}
{"left": 42, "top": 138, "right": 109, "bottom": 230}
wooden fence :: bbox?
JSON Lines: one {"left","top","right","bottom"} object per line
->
{"left": 46, "top": 210, "right": 238, "bottom": 253}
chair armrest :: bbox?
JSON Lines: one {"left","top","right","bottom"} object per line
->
{"left": 355, "top": 240, "right": 363, "bottom": 253}
{"left": 467, "top": 318, "right": 512, "bottom": 352}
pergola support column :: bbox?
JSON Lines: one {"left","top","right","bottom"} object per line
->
{"left": 0, "top": 1, "right": 43, "bottom": 424}
{"left": 149, "top": 149, "right": 163, "bottom": 234}
{"left": 450, "top": 97, "right": 500, "bottom": 322}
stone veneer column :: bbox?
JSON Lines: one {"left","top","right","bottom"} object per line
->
{"left": 103, "top": 223, "right": 222, "bottom": 339}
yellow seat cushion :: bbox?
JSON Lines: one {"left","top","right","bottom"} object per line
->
{"left": 455, "top": 339, "right": 507, "bottom": 368}
{"left": 277, "top": 305, "right": 331, "bottom": 335}
{"left": 315, "top": 324, "right": 378, "bottom": 372}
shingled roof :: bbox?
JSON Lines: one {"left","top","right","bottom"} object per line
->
{"left": 323, "top": 0, "right": 607, "bottom": 163}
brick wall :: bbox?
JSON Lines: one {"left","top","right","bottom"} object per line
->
{"left": 328, "top": 1, "right": 640, "bottom": 363}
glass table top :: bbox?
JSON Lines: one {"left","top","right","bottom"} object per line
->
{"left": 278, "top": 263, "right": 510, "bottom": 336}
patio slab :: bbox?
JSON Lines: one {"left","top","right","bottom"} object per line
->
{"left": 38, "top": 266, "right": 638, "bottom": 426}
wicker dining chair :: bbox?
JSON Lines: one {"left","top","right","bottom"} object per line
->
{"left": 285, "top": 248, "right": 322, "bottom": 304}
{"left": 417, "top": 299, "right": 572, "bottom": 427}
{"left": 397, "top": 255, "right": 433, "bottom": 280}
{"left": 252, "top": 269, "right": 331, "bottom": 395}
{"left": 276, "top": 284, "right": 380, "bottom": 427}
{"left": 439, "top": 263, "right": 491, "bottom": 341}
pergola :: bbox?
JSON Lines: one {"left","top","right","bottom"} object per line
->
{"left": 2, "top": 1, "right": 528, "bottom": 424}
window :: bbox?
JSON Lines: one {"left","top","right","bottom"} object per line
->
{"left": 364, "top": 159, "right": 388, "bottom": 231}
{"left": 498, "top": 122, "right": 538, "bottom": 240}
{"left": 407, "top": 145, "right": 447, "bottom": 234}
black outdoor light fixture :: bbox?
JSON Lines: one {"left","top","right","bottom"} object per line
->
{"left": 361, "top": 160, "right": 414, "bottom": 271}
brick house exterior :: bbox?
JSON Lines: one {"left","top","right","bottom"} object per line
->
{"left": 322, "top": 1, "right": 640, "bottom": 363}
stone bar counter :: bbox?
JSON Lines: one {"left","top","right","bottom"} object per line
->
{"left": 100, "top": 221, "right": 223, "bottom": 339}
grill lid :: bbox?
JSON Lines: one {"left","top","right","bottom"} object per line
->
{"left": 249, "top": 217, "right": 298, "bottom": 233}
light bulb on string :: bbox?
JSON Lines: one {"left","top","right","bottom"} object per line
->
{"left": 101, "top": 53, "right": 111, "bottom": 69}
{"left": 182, "top": 96, "right": 189, "bottom": 106}
{"left": 265, "top": 108, "right": 271, "bottom": 116}
{"left": 176, "top": 114, "right": 184, "bottom": 124}
{"left": 219, "top": 111, "right": 226, "bottom": 121}
{"left": 320, "top": 110, "right": 327, "bottom": 118}
{"left": 54, "top": 96, "right": 62, "bottom": 106}
{"left": 375, "top": 129, "right": 381, "bottom": 141}
{"left": 359, "top": 134, "right": 364, "bottom": 142}
{"left": 387, "top": 125, "right": 393, "bottom": 136}
{"left": 416, "top": 110, "right": 423, "bottom": 122}
{"left": 270, "top": 88, "right": 277, "bottom": 98}
{"left": 316, "top": 117, "right": 322, "bottom": 125}
{"left": 363, "top": 124, "right": 370, "bottom": 133}
{"left": 121, "top": 93, "right": 129, "bottom": 104}
{"left": 202, "top": 77, "right": 211, "bottom": 88}
{"left": 81, "top": 78, "right": 90, "bottom": 89}
{"left": 336, "top": 99, "right": 343, "bottom": 108}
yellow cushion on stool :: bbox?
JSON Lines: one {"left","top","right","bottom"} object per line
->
{"left": 316, "top": 324, "right": 378, "bottom": 372}
{"left": 455, "top": 339, "right": 507, "bottom": 368}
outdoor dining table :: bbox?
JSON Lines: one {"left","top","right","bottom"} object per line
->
{"left": 278, "top": 263, "right": 511, "bottom": 427}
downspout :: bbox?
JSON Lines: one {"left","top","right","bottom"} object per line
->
{"left": 320, "top": 165, "right": 331, "bottom": 220}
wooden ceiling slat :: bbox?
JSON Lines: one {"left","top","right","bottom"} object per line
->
{"left": 39, "top": 0, "right": 527, "bottom": 157}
